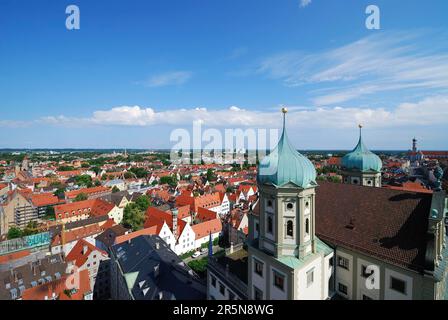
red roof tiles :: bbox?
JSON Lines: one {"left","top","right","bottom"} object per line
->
{"left": 316, "top": 181, "right": 433, "bottom": 272}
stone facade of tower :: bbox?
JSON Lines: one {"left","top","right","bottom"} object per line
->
{"left": 247, "top": 109, "right": 333, "bottom": 300}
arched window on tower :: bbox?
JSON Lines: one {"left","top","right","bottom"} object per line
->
{"left": 267, "top": 215, "right": 273, "bottom": 234}
{"left": 286, "top": 220, "right": 294, "bottom": 237}
{"left": 305, "top": 218, "right": 310, "bottom": 235}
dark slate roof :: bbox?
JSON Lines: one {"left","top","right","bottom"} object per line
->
{"left": 111, "top": 235, "right": 206, "bottom": 300}
{"left": 0, "top": 254, "right": 67, "bottom": 300}
{"left": 95, "top": 225, "right": 129, "bottom": 248}
{"left": 316, "top": 181, "right": 434, "bottom": 272}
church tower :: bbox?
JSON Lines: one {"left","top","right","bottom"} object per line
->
{"left": 341, "top": 125, "right": 382, "bottom": 187}
{"left": 247, "top": 108, "right": 333, "bottom": 300}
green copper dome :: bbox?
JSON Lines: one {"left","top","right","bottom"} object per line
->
{"left": 257, "top": 109, "right": 317, "bottom": 188}
{"left": 341, "top": 126, "right": 382, "bottom": 173}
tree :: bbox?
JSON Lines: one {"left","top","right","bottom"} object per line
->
{"left": 54, "top": 188, "right": 65, "bottom": 200}
{"left": 160, "top": 176, "right": 177, "bottom": 187}
{"left": 74, "top": 175, "right": 93, "bottom": 188}
{"left": 94, "top": 180, "right": 102, "bottom": 187}
{"left": 43, "top": 206, "right": 55, "bottom": 220}
{"left": 206, "top": 169, "right": 216, "bottom": 182}
{"left": 135, "top": 195, "right": 152, "bottom": 211}
{"left": 23, "top": 221, "right": 39, "bottom": 237}
{"left": 7, "top": 227, "right": 22, "bottom": 240}
{"left": 328, "top": 176, "right": 342, "bottom": 183}
{"left": 187, "top": 258, "right": 208, "bottom": 277}
{"left": 58, "top": 165, "right": 75, "bottom": 171}
{"left": 129, "top": 167, "right": 149, "bottom": 179}
{"left": 122, "top": 203, "right": 145, "bottom": 231}
{"left": 112, "top": 186, "right": 120, "bottom": 193}
{"left": 74, "top": 193, "right": 88, "bottom": 202}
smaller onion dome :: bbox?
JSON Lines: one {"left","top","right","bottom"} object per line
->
{"left": 341, "top": 125, "right": 382, "bottom": 173}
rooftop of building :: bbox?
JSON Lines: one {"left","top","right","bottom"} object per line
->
{"left": 315, "top": 181, "right": 440, "bottom": 272}
{"left": 0, "top": 254, "right": 68, "bottom": 300}
{"left": 111, "top": 235, "right": 206, "bottom": 300}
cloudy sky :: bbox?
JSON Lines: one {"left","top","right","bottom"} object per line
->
{"left": 0, "top": 0, "right": 447, "bottom": 150}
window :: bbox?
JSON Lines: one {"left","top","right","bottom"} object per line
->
{"left": 306, "top": 269, "right": 314, "bottom": 287}
{"left": 329, "top": 257, "right": 334, "bottom": 267}
{"left": 305, "top": 201, "right": 309, "bottom": 208}
{"left": 273, "top": 271, "right": 284, "bottom": 291}
{"left": 286, "top": 203, "right": 293, "bottom": 210}
{"left": 255, "top": 223, "right": 259, "bottom": 232}
{"left": 361, "top": 265, "right": 374, "bottom": 278}
{"left": 267, "top": 215, "right": 273, "bottom": 234}
{"left": 211, "top": 275, "right": 217, "bottom": 288}
{"left": 286, "top": 220, "right": 294, "bottom": 237}
{"left": 253, "top": 286, "right": 263, "bottom": 300}
{"left": 338, "top": 283, "right": 348, "bottom": 295}
{"left": 305, "top": 218, "right": 310, "bottom": 235}
{"left": 390, "top": 277, "right": 406, "bottom": 294}
{"left": 219, "top": 282, "right": 225, "bottom": 295}
{"left": 337, "top": 256, "right": 349, "bottom": 270}
{"left": 254, "top": 259, "right": 263, "bottom": 277}
{"left": 267, "top": 200, "right": 273, "bottom": 208}
{"left": 353, "top": 179, "right": 359, "bottom": 185}
{"left": 228, "top": 292, "right": 235, "bottom": 300}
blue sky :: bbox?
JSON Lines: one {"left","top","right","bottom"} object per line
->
{"left": 0, "top": 0, "right": 447, "bottom": 149}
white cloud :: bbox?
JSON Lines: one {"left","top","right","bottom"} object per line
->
{"left": 143, "top": 71, "right": 192, "bottom": 87}
{"left": 300, "top": 0, "right": 312, "bottom": 8}
{"left": 258, "top": 32, "right": 448, "bottom": 105}
{"left": 31, "top": 95, "right": 448, "bottom": 130}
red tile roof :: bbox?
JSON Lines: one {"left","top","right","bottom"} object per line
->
{"left": 383, "top": 181, "right": 433, "bottom": 194}
{"left": 196, "top": 207, "right": 217, "bottom": 222}
{"left": 54, "top": 199, "right": 115, "bottom": 220}
{"left": 66, "top": 239, "right": 108, "bottom": 268}
{"left": 316, "top": 181, "right": 433, "bottom": 272}
{"left": 0, "top": 249, "right": 30, "bottom": 264}
{"left": 191, "top": 218, "right": 222, "bottom": 240}
{"left": 144, "top": 207, "right": 187, "bottom": 238}
{"left": 29, "top": 193, "right": 62, "bottom": 207}
{"left": 22, "top": 269, "right": 91, "bottom": 300}
{"left": 170, "top": 205, "right": 191, "bottom": 220}
{"left": 176, "top": 192, "right": 222, "bottom": 213}
{"left": 65, "top": 186, "right": 110, "bottom": 200}
{"left": 115, "top": 226, "right": 158, "bottom": 244}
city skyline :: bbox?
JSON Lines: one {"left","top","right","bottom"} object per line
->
{"left": 1, "top": 0, "right": 448, "bottom": 149}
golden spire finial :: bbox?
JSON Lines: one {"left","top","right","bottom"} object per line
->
{"left": 281, "top": 107, "right": 288, "bottom": 114}
{"left": 358, "top": 124, "right": 363, "bottom": 129}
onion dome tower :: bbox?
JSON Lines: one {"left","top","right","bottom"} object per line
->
{"left": 257, "top": 108, "right": 317, "bottom": 189}
{"left": 248, "top": 108, "right": 332, "bottom": 300}
{"left": 341, "top": 125, "right": 382, "bottom": 187}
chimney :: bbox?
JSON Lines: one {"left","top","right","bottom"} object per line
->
{"left": 82, "top": 245, "right": 88, "bottom": 255}
{"left": 171, "top": 208, "right": 179, "bottom": 240}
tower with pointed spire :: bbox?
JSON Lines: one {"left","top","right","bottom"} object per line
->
{"left": 247, "top": 108, "right": 333, "bottom": 300}
{"left": 341, "top": 125, "right": 382, "bottom": 187}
